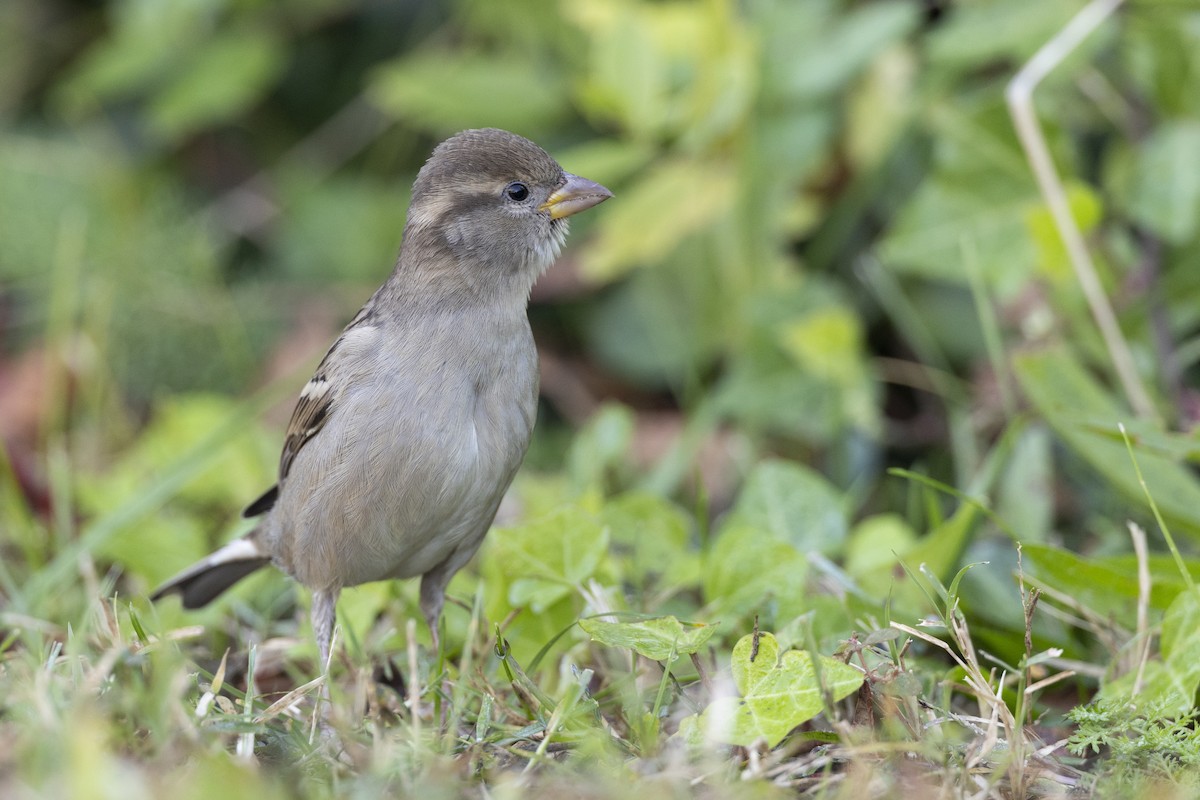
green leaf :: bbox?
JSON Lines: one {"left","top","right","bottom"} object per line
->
{"left": 995, "top": 424, "right": 1054, "bottom": 544}
{"left": 586, "top": 256, "right": 724, "bottom": 386}
{"left": 724, "top": 459, "right": 847, "bottom": 555}
{"left": 1024, "top": 543, "right": 1192, "bottom": 628}
{"left": 581, "top": 158, "right": 735, "bottom": 281}
{"left": 567, "top": 0, "right": 753, "bottom": 143}
{"left": 925, "top": 0, "right": 1082, "bottom": 68}
{"left": 601, "top": 491, "right": 698, "bottom": 586}
{"left": 579, "top": 616, "right": 717, "bottom": 662}
{"left": 901, "top": 501, "right": 980, "bottom": 583}
{"left": 55, "top": 0, "right": 210, "bottom": 106}
{"left": 1124, "top": 121, "right": 1200, "bottom": 244}
{"left": 369, "top": 52, "right": 569, "bottom": 135}
{"left": 565, "top": 403, "right": 635, "bottom": 492}
{"left": 879, "top": 175, "right": 1037, "bottom": 294}
{"left": 274, "top": 173, "right": 407, "bottom": 285}
{"left": 845, "top": 480, "right": 980, "bottom": 615}
{"left": 1014, "top": 349, "right": 1200, "bottom": 535}
{"left": 703, "top": 520, "right": 809, "bottom": 619}
{"left": 777, "top": 307, "right": 866, "bottom": 388}
{"left": 487, "top": 506, "right": 610, "bottom": 612}
{"left": 878, "top": 100, "right": 1040, "bottom": 296}
{"left": 680, "top": 632, "right": 863, "bottom": 747}
{"left": 714, "top": 357, "right": 846, "bottom": 443}
{"left": 776, "top": 2, "right": 919, "bottom": 100}
{"left": 845, "top": 514, "right": 919, "bottom": 581}
{"left": 149, "top": 30, "right": 285, "bottom": 140}
{"left": 1025, "top": 181, "right": 1104, "bottom": 283}
{"left": 1160, "top": 588, "right": 1200, "bottom": 672}
{"left": 711, "top": 279, "right": 863, "bottom": 442}
{"left": 776, "top": 306, "right": 878, "bottom": 434}
{"left": 1101, "top": 588, "right": 1200, "bottom": 713}
{"left": 80, "top": 393, "right": 272, "bottom": 520}
{"left": 78, "top": 394, "right": 275, "bottom": 588}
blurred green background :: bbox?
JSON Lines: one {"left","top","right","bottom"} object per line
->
{"left": 4, "top": 0, "right": 1200, "bottom": 791}
{"left": 6, "top": 0, "right": 1200, "bottom": 631}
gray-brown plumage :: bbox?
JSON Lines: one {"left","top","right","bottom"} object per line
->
{"left": 151, "top": 129, "right": 612, "bottom": 666}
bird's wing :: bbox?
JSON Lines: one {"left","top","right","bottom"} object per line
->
{"left": 243, "top": 306, "right": 379, "bottom": 518}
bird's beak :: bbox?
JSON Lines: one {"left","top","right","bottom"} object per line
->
{"left": 540, "top": 173, "right": 613, "bottom": 220}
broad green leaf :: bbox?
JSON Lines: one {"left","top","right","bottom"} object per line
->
{"left": 713, "top": 356, "right": 846, "bottom": 443}
{"left": 149, "top": 29, "right": 285, "bottom": 140}
{"left": 584, "top": 246, "right": 727, "bottom": 386}
{"left": 1025, "top": 182, "right": 1103, "bottom": 284}
{"left": 880, "top": 175, "right": 1037, "bottom": 294}
{"left": 925, "top": 0, "right": 1083, "bottom": 68}
{"left": 481, "top": 502, "right": 606, "bottom": 665}
{"left": 844, "top": 514, "right": 919, "bottom": 581}
{"left": 681, "top": 632, "right": 863, "bottom": 747}
{"left": 78, "top": 394, "right": 274, "bottom": 587}
{"left": 1098, "top": 552, "right": 1200, "bottom": 591}
{"left": 995, "top": 425, "right": 1054, "bottom": 544}
{"left": 369, "top": 52, "right": 569, "bottom": 135}
{"left": 579, "top": 616, "right": 717, "bottom": 661}
{"left": 776, "top": 1, "right": 919, "bottom": 100}
{"left": 1098, "top": 661, "right": 1185, "bottom": 713}
{"left": 703, "top": 521, "right": 809, "bottom": 618}
{"left": 846, "top": 493, "right": 980, "bottom": 616}
{"left": 487, "top": 506, "right": 609, "bottom": 612}
{"left": 883, "top": 501, "right": 984, "bottom": 618}
{"left": 565, "top": 403, "right": 635, "bottom": 492}
{"left": 581, "top": 158, "right": 735, "bottom": 281}
{"left": 878, "top": 99, "right": 1040, "bottom": 296}
{"left": 567, "top": 0, "right": 753, "bottom": 143}
{"left": 507, "top": 472, "right": 574, "bottom": 522}
{"left": 80, "top": 393, "right": 273, "bottom": 516}
{"left": 1101, "top": 588, "right": 1200, "bottom": 712}
{"left": 274, "top": 173, "right": 407, "bottom": 285}
{"left": 1014, "top": 349, "right": 1200, "bottom": 535}
{"left": 725, "top": 459, "right": 847, "bottom": 555}
{"left": 1124, "top": 121, "right": 1200, "bottom": 244}
{"left": 1161, "top": 587, "right": 1200, "bottom": 671}
{"left": 1091, "top": 419, "right": 1200, "bottom": 464}
{"left": 774, "top": 594, "right": 856, "bottom": 652}
{"left": 777, "top": 307, "right": 866, "bottom": 389}
{"left": 601, "top": 491, "right": 698, "bottom": 586}
{"left": 711, "top": 277, "right": 863, "bottom": 441}
{"left": 1023, "top": 543, "right": 1186, "bottom": 628}
{"left": 901, "top": 503, "right": 980, "bottom": 581}
{"left": 55, "top": 0, "right": 210, "bottom": 106}
{"left": 776, "top": 306, "right": 878, "bottom": 434}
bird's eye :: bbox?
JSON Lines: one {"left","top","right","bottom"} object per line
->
{"left": 505, "top": 182, "right": 530, "bottom": 202}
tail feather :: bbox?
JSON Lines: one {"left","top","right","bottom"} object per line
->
{"left": 151, "top": 538, "right": 271, "bottom": 609}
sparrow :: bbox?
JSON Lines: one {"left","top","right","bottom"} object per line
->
{"left": 151, "top": 128, "right": 612, "bottom": 667}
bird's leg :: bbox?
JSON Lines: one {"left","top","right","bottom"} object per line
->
{"left": 308, "top": 588, "right": 341, "bottom": 748}
{"left": 418, "top": 573, "right": 447, "bottom": 661}
{"left": 312, "top": 588, "right": 340, "bottom": 671}
{"left": 419, "top": 570, "right": 455, "bottom": 727}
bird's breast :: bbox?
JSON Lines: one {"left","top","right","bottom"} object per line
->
{"left": 271, "top": 315, "right": 539, "bottom": 590}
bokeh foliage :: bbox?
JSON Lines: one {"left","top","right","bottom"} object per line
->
{"left": 4, "top": 0, "right": 1200, "bottom": 796}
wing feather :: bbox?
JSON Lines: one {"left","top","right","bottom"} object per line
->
{"left": 242, "top": 305, "right": 378, "bottom": 518}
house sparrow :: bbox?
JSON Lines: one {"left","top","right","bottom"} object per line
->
{"left": 151, "top": 128, "right": 612, "bottom": 667}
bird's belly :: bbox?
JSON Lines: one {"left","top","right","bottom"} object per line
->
{"left": 270, "top": 374, "right": 531, "bottom": 590}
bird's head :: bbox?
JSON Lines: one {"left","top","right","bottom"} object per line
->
{"left": 403, "top": 128, "right": 611, "bottom": 294}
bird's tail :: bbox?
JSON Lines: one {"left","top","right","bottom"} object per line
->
{"left": 150, "top": 536, "right": 271, "bottom": 609}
